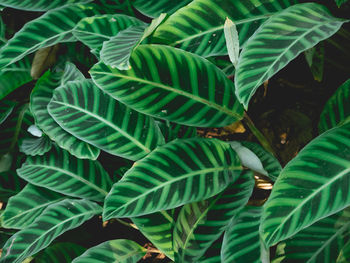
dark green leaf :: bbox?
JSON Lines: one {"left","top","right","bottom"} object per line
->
{"left": 133, "top": 0, "right": 191, "bottom": 18}
{"left": 0, "top": 0, "right": 91, "bottom": 11}
{"left": 34, "top": 242, "right": 86, "bottom": 263}
{"left": 0, "top": 100, "right": 16, "bottom": 125}
{"left": 0, "top": 171, "right": 24, "bottom": 201}
{"left": 19, "top": 134, "right": 52, "bottom": 156}
{"left": 157, "top": 121, "right": 197, "bottom": 143}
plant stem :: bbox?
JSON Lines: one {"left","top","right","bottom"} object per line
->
{"left": 242, "top": 112, "right": 277, "bottom": 157}
{"left": 116, "top": 218, "right": 138, "bottom": 230}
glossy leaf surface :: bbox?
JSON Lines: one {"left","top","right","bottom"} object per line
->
{"left": 48, "top": 79, "right": 164, "bottom": 161}
{"left": 91, "top": 44, "right": 244, "bottom": 127}
{"left": 235, "top": 3, "right": 346, "bottom": 108}
{"left": 133, "top": 0, "right": 191, "bottom": 18}
{"left": 17, "top": 144, "right": 112, "bottom": 201}
{"left": 0, "top": 0, "right": 91, "bottom": 11}
{"left": 261, "top": 122, "right": 350, "bottom": 246}
{"left": 72, "top": 239, "right": 146, "bottom": 263}
{"left": 19, "top": 135, "right": 52, "bottom": 156}
{"left": 0, "top": 199, "right": 102, "bottom": 263}
{"left": 103, "top": 138, "right": 242, "bottom": 219}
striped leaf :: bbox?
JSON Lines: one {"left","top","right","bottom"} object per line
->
{"left": 0, "top": 0, "right": 91, "bottom": 11}
{"left": 336, "top": 0, "right": 349, "bottom": 7}
{"left": 152, "top": 0, "right": 297, "bottom": 57}
{"left": 235, "top": 3, "right": 347, "bottom": 109}
{"left": 73, "top": 14, "right": 145, "bottom": 55}
{"left": 173, "top": 171, "right": 255, "bottom": 262}
{"left": 273, "top": 207, "right": 350, "bottom": 263}
{"left": 0, "top": 199, "right": 102, "bottom": 263}
{"left": 157, "top": 121, "right": 197, "bottom": 143}
{"left": 30, "top": 63, "right": 100, "bottom": 160}
{"left": 17, "top": 144, "right": 112, "bottom": 202}
{"left": 0, "top": 15, "right": 5, "bottom": 47}
{"left": 48, "top": 79, "right": 164, "bottom": 161}
{"left": 221, "top": 206, "right": 265, "bottom": 263}
{"left": 319, "top": 78, "right": 350, "bottom": 133}
{"left": 19, "top": 135, "right": 52, "bottom": 156}
{"left": 0, "top": 3, "right": 102, "bottom": 69}
{"left": 0, "top": 100, "right": 16, "bottom": 125}
{"left": 0, "top": 171, "right": 24, "bottom": 201}
{"left": 132, "top": 209, "right": 176, "bottom": 260}
{"left": 337, "top": 240, "right": 350, "bottom": 263}
{"left": 34, "top": 242, "right": 86, "bottom": 263}
{"left": 103, "top": 138, "right": 242, "bottom": 219}
{"left": 90, "top": 44, "right": 244, "bottom": 127}
{"left": 1, "top": 184, "right": 65, "bottom": 229}
{"left": 198, "top": 237, "right": 223, "bottom": 263}
{"left": 261, "top": 122, "right": 350, "bottom": 247}
{"left": 133, "top": 0, "right": 191, "bottom": 18}
{"left": 72, "top": 239, "right": 146, "bottom": 263}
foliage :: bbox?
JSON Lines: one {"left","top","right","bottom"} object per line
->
{"left": 0, "top": 0, "right": 349, "bottom": 262}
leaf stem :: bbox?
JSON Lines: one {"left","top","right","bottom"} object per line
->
{"left": 116, "top": 218, "right": 138, "bottom": 230}
{"left": 242, "top": 112, "right": 277, "bottom": 158}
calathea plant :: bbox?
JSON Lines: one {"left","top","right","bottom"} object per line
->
{"left": 0, "top": 0, "right": 349, "bottom": 262}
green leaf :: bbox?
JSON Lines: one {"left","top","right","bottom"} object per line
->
{"left": 132, "top": 209, "right": 176, "bottom": 260}
{"left": 17, "top": 144, "right": 112, "bottom": 201}
{"left": 235, "top": 3, "right": 347, "bottom": 109}
{"left": 1, "top": 184, "right": 65, "bottom": 229}
{"left": 152, "top": 0, "right": 297, "bottom": 57}
{"left": 103, "top": 138, "right": 242, "bottom": 219}
{"left": 221, "top": 206, "right": 265, "bottom": 263}
{"left": 319, "top": 78, "right": 350, "bottom": 133}
{"left": 90, "top": 44, "right": 244, "bottom": 127}
{"left": 0, "top": 3, "right": 102, "bottom": 69}
{"left": 198, "top": 237, "right": 223, "bottom": 263}
{"left": 224, "top": 18, "right": 239, "bottom": 68}
{"left": 48, "top": 79, "right": 164, "bottom": 161}
{"left": 335, "top": 0, "right": 349, "bottom": 8}
{"left": 273, "top": 207, "right": 350, "bottom": 263}
{"left": 0, "top": 16, "right": 6, "bottom": 47}
{"left": 34, "top": 242, "right": 86, "bottom": 263}
{"left": 157, "top": 121, "right": 197, "bottom": 143}
{"left": 337, "top": 239, "right": 350, "bottom": 263}
{"left": 0, "top": 0, "right": 91, "bottom": 11}
{"left": 72, "top": 14, "right": 145, "bottom": 55}
{"left": 0, "top": 171, "right": 24, "bottom": 201}
{"left": 30, "top": 63, "right": 100, "bottom": 160}
{"left": 304, "top": 43, "right": 325, "bottom": 82}
{"left": 0, "top": 100, "right": 16, "bottom": 125}
{"left": 19, "top": 135, "right": 52, "bottom": 156}
{"left": 0, "top": 199, "right": 102, "bottom": 263}
{"left": 71, "top": 239, "right": 147, "bottom": 263}
{"left": 261, "top": 122, "right": 350, "bottom": 247}
{"left": 173, "top": 170, "right": 255, "bottom": 262}
{"left": 133, "top": 0, "right": 191, "bottom": 18}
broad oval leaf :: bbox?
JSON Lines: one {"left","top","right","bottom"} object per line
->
{"left": 133, "top": 0, "right": 191, "bottom": 18}
{"left": 235, "top": 3, "right": 347, "bottom": 109}
{"left": 1, "top": 184, "right": 65, "bottom": 229}
{"left": 0, "top": 3, "right": 102, "bottom": 69}
{"left": 0, "top": 100, "right": 16, "bottom": 125}
{"left": 30, "top": 63, "right": 100, "bottom": 160}
{"left": 47, "top": 79, "right": 164, "bottom": 161}
{"left": 91, "top": 44, "right": 244, "bottom": 127}
{"left": 173, "top": 171, "right": 255, "bottom": 262}
{"left": 152, "top": 0, "right": 297, "bottom": 57}
{"left": 0, "top": 0, "right": 91, "bottom": 11}
{"left": 132, "top": 209, "right": 176, "bottom": 260}
{"left": 319, "top": 78, "right": 350, "bottom": 133}
{"left": 261, "top": 122, "right": 350, "bottom": 247}
{"left": 103, "top": 138, "right": 242, "bottom": 219}
{"left": 17, "top": 144, "right": 112, "bottom": 202}
{"left": 72, "top": 239, "right": 147, "bottom": 263}
{"left": 73, "top": 14, "right": 145, "bottom": 55}
{"left": 221, "top": 206, "right": 264, "bottom": 263}
{"left": 19, "top": 135, "right": 52, "bottom": 156}
{"left": 34, "top": 242, "right": 86, "bottom": 263}
{"left": 0, "top": 199, "right": 102, "bottom": 263}
{"left": 273, "top": 207, "right": 350, "bottom": 263}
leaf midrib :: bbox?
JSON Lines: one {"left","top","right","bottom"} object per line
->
{"left": 50, "top": 100, "right": 151, "bottom": 154}
{"left": 93, "top": 71, "right": 241, "bottom": 119}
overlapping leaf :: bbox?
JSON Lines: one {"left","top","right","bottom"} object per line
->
{"left": 337, "top": 240, "right": 350, "bottom": 263}
{"left": 1, "top": 184, "right": 65, "bottom": 229}
{"left": 132, "top": 210, "right": 176, "bottom": 260}
{"left": 0, "top": 100, "right": 16, "bottom": 125}
{"left": 133, "top": 0, "right": 191, "bottom": 18}
{"left": 157, "top": 121, "right": 197, "bottom": 142}
{"left": 152, "top": 0, "right": 297, "bottom": 57}
{"left": 0, "top": 199, "right": 102, "bottom": 263}
{"left": 103, "top": 138, "right": 242, "bottom": 219}
{"left": 273, "top": 207, "right": 350, "bottom": 262}
{"left": 0, "top": 0, "right": 91, "bottom": 11}
{"left": 173, "top": 171, "right": 254, "bottom": 262}
{"left": 221, "top": 206, "right": 265, "bottom": 263}
{"left": 199, "top": 237, "right": 223, "bottom": 263}
{"left": 73, "top": 14, "right": 145, "bottom": 55}
{"left": 0, "top": 3, "right": 102, "bottom": 69}
{"left": 19, "top": 135, "right": 52, "bottom": 156}
{"left": 48, "top": 79, "right": 164, "bottom": 161}
{"left": 91, "top": 44, "right": 244, "bottom": 127}
{"left": 319, "top": 78, "right": 350, "bottom": 133}
{"left": 261, "top": 122, "right": 350, "bottom": 247}
{"left": 34, "top": 242, "right": 86, "bottom": 263}
{"left": 0, "top": 171, "right": 24, "bottom": 201}
{"left": 235, "top": 3, "right": 347, "bottom": 109}
{"left": 17, "top": 144, "right": 112, "bottom": 201}
{"left": 30, "top": 63, "right": 100, "bottom": 160}
{"left": 72, "top": 239, "right": 147, "bottom": 263}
